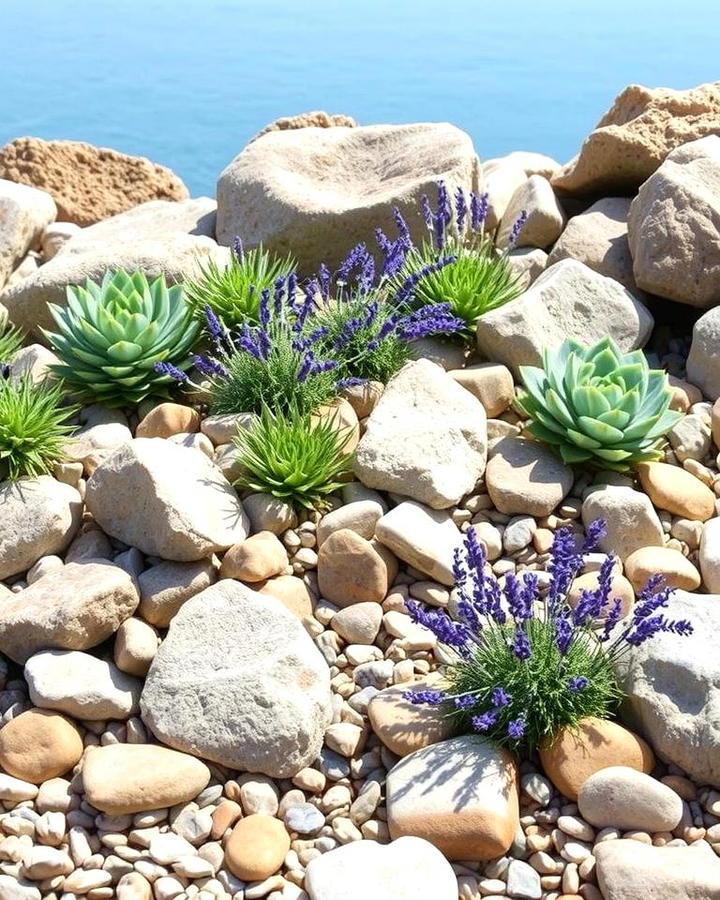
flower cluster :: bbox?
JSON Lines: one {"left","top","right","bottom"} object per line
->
{"left": 405, "top": 520, "right": 693, "bottom": 753}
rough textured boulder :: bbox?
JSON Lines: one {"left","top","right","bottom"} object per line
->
{"left": 0, "top": 476, "right": 82, "bottom": 580}
{"left": 485, "top": 437, "right": 573, "bottom": 517}
{"left": 0, "top": 179, "right": 56, "bottom": 288}
{"left": 581, "top": 485, "right": 664, "bottom": 560}
{"left": 0, "top": 561, "right": 139, "bottom": 664}
{"left": 628, "top": 136, "right": 720, "bottom": 306}
{"left": 481, "top": 160, "right": 527, "bottom": 231}
{"left": 252, "top": 110, "right": 357, "bottom": 142}
{"left": 85, "top": 439, "right": 249, "bottom": 562}
{"left": 496, "top": 175, "right": 566, "bottom": 249}
{"left": 476, "top": 259, "right": 653, "bottom": 370}
{"left": 0, "top": 137, "right": 189, "bottom": 226}
{"left": 354, "top": 359, "right": 487, "bottom": 509}
{"left": 552, "top": 81, "right": 720, "bottom": 195}
{"left": 216, "top": 123, "right": 481, "bottom": 273}
{"left": 305, "top": 837, "right": 458, "bottom": 900}
{"left": 687, "top": 305, "right": 720, "bottom": 399}
{"left": 547, "top": 197, "right": 636, "bottom": 290}
{"left": 486, "top": 150, "right": 560, "bottom": 179}
{"left": 615, "top": 591, "right": 720, "bottom": 786}
{"left": 2, "top": 198, "right": 222, "bottom": 338}
{"left": 141, "top": 581, "right": 332, "bottom": 778}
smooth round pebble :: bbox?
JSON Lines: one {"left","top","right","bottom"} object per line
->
{"left": 224, "top": 814, "right": 290, "bottom": 881}
{"left": 578, "top": 766, "right": 684, "bottom": 832}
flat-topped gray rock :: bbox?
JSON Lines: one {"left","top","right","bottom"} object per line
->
{"left": 476, "top": 259, "right": 653, "bottom": 370}
{"left": 582, "top": 484, "right": 664, "bottom": 561}
{"left": 0, "top": 561, "right": 138, "bottom": 664}
{"left": 485, "top": 437, "right": 573, "bottom": 517}
{"left": 85, "top": 438, "right": 248, "bottom": 562}
{"left": 141, "top": 580, "right": 332, "bottom": 778}
{"left": 216, "top": 122, "right": 481, "bottom": 273}
{"left": 375, "top": 501, "right": 462, "bottom": 586}
{"left": 354, "top": 359, "right": 487, "bottom": 509}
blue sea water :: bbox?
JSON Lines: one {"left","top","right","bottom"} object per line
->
{"left": 1, "top": 0, "right": 719, "bottom": 197}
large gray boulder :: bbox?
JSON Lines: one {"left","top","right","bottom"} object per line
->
{"left": 141, "top": 580, "right": 332, "bottom": 778}
{"left": 686, "top": 301, "right": 720, "bottom": 400}
{"left": 476, "top": 259, "right": 653, "bottom": 370}
{"left": 0, "top": 179, "right": 56, "bottom": 289}
{"left": 85, "top": 439, "right": 249, "bottom": 562}
{"left": 1, "top": 198, "right": 224, "bottom": 338}
{"left": 628, "top": 136, "right": 720, "bottom": 307}
{"left": 615, "top": 590, "right": 720, "bottom": 787}
{"left": 354, "top": 359, "right": 487, "bottom": 509}
{"left": 0, "top": 476, "right": 82, "bottom": 580}
{"left": 216, "top": 123, "right": 481, "bottom": 273}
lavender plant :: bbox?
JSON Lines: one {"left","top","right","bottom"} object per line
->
{"left": 184, "top": 238, "right": 296, "bottom": 330}
{"left": 395, "top": 182, "right": 525, "bottom": 340}
{"left": 406, "top": 521, "right": 693, "bottom": 755}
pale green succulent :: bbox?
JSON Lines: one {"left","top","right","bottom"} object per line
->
{"left": 44, "top": 270, "right": 201, "bottom": 408}
{"left": 516, "top": 337, "right": 682, "bottom": 472}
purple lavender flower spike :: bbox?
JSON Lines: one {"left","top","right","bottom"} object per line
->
{"left": 511, "top": 627, "right": 531, "bottom": 661}
{"left": 154, "top": 361, "right": 188, "bottom": 383}
{"left": 404, "top": 688, "right": 445, "bottom": 705}
{"left": 405, "top": 599, "right": 471, "bottom": 653}
{"left": 455, "top": 186, "right": 467, "bottom": 232}
{"left": 491, "top": 687, "right": 511, "bottom": 708}
{"left": 336, "top": 376, "right": 367, "bottom": 391}
{"left": 259, "top": 289, "right": 271, "bottom": 328}
{"left": 317, "top": 264, "right": 331, "bottom": 301}
{"left": 508, "top": 210, "right": 529, "bottom": 248}
{"left": 257, "top": 327, "right": 271, "bottom": 361}
{"left": 472, "top": 710, "right": 500, "bottom": 732}
{"left": 375, "top": 227, "right": 391, "bottom": 256}
{"left": 420, "top": 194, "right": 433, "bottom": 229}
{"left": 273, "top": 277, "right": 286, "bottom": 315}
{"left": 599, "top": 597, "right": 624, "bottom": 643}
{"left": 393, "top": 207, "right": 412, "bottom": 242}
{"left": 232, "top": 235, "right": 244, "bottom": 259}
{"left": 454, "top": 694, "right": 477, "bottom": 709}
{"left": 568, "top": 676, "right": 588, "bottom": 693}
{"left": 470, "top": 191, "right": 490, "bottom": 231}
{"left": 573, "top": 555, "right": 614, "bottom": 626}
{"left": 297, "top": 352, "right": 314, "bottom": 383}
{"left": 507, "top": 718, "right": 526, "bottom": 739}
{"left": 238, "top": 324, "right": 263, "bottom": 361}
{"left": 192, "top": 355, "right": 228, "bottom": 378}
{"left": 581, "top": 519, "right": 607, "bottom": 554}
{"left": 555, "top": 615, "right": 573, "bottom": 654}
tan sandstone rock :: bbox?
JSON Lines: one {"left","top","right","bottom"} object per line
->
{"left": 0, "top": 137, "right": 189, "bottom": 226}
{"left": 220, "top": 531, "right": 289, "bottom": 582}
{"left": 552, "top": 81, "right": 720, "bottom": 195}
{"left": 624, "top": 546, "right": 701, "bottom": 592}
{"left": 317, "top": 529, "right": 396, "bottom": 607}
{"left": 135, "top": 403, "right": 201, "bottom": 439}
{"left": 224, "top": 814, "right": 290, "bottom": 881}
{"left": 368, "top": 680, "right": 454, "bottom": 756}
{"left": 0, "top": 709, "right": 83, "bottom": 783}
{"left": 636, "top": 461, "right": 715, "bottom": 521}
{"left": 252, "top": 110, "right": 357, "bottom": 142}
{"left": 0, "top": 178, "right": 56, "bottom": 289}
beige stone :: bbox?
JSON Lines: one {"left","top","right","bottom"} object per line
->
{"left": 114, "top": 617, "right": 160, "bottom": 676}
{"left": 578, "top": 766, "right": 683, "bottom": 831}
{"left": 486, "top": 437, "right": 573, "bottom": 516}
{"left": 567, "top": 571, "right": 634, "bottom": 621}
{"left": 637, "top": 461, "right": 715, "bottom": 520}
{"left": 506, "top": 246, "right": 548, "bottom": 288}
{"left": 316, "top": 499, "right": 384, "bottom": 548}
{"left": 0, "top": 560, "right": 139, "bottom": 664}
{"left": 0, "top": 178, "right": 56, "bottom": 289}
{"left": 41, "top": 221, "right": 81, "bottom": 260}
{"left": 252, "top": 110, "right": 357, "bottom": 141}
{"left": 0, "top": 137, "right": 189, "bottom": 226}
{"left": 687, "top": 305, "right": 720, "bottom": 399}
{"left": 624, "top": 546, "right": 701, "bottom": 592}
{"left": 539, "top": 717, "right": 654, "bottom": 801}
{"left": 217, "top": 123, "right": 481, "bottom": 274}
{"left": 220, "top": 531, "right": 289, "bottom": 582}
{"left": 331, "top": 602, "right": 383, "bottom": 644}
{"left": 312, "top": 396, "right": 360, "bottom": 454}
{"left": 386, "top": 735, "right": 519, "bottom": 860}
{"left": 450, "top": 363, "right": 515, "bottom": 417}
{"left": 224, "top": 814, "right": 290, "bottom": 881}
{"left": 135, "top": 403, "right": 201, "bottom": 439}
{"left": 258, "top": 574, "right": 316, "bottom": 628}
{"left": 318, "top": 529, "right": 395, "bottom": 607}
{"left": 138, "top": 559, "right": 217, "bottom": 627}
{"left": 547, "top": 197, "right": 636, "bottom": 290}
{"left": 375, "top": 501, "right": 462, "bottom": 586}
{"left": 497, "top": 175, "right": 566, "bottom": 249}
{"left": 481, "top": 160, "right": 528, "bottom": 230}
{"left": 488, "top": 150, "right": 561, "bottom": 179}
{"left": 669, "top": 376, "right": 703, "bottom": 413}
{"left": 339, "top": 379, "right": 384, "bottom": 420}
{"left": 0, "top": 709, "right": 83, "bottom": 784}
{"left": 552, "top": 81, "right": 720, "bottom": 196}
{"left": 368, "top": 681, "right": 454, "bottom": 756}
{"left": 582, "top": 484, "right": 665, "bottom": 560}
{"left": 81, "top": 744, "right": 210, "bottom": 814}
{"left": 242, "top": 491, "right": 297, "bottom": 535}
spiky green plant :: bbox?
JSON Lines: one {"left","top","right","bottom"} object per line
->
{"left": 0, "top": 324, "right": 24, "bottom": 364}
{"left": 517, "top": 337, "right": 682, "bottom": 471}
{"left": 399, "top": 237, "right": 523, "bottom": 340}
{"left": 184, "top": 243, "right": 295, "bottom": 329}
{"left": 233, "top": 405, "right": 352, "bottom": 511}
{"left": 43, "top": 270, "right": 201, "bottom": 408}
{"left": 0, "top": 374, "right": 76, "bottom": 481}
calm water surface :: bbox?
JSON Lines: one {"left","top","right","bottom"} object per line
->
{"left": 2, "top": 0, "right": 719, "bottom": 195}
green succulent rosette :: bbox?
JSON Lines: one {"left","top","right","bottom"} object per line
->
{"left": 44, "top": 269, "right": 201, "bottom": 407}
{"left": 516, "top": 336, "right": 682, "bottom": 472}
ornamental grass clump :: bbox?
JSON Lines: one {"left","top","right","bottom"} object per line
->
{"left": 44, "top": 270, "right": 201, "bottom": 407}
{"left": 406, "top": 521, "right": 693, "bottom": 755}
{"left": 0, "top": 374, "right": 76, "bottom": 481}
{"left": 184, "top": 237, "right": 295, "bottom": 329}
{"left": 233, "top": 404, "right": 352, "bottom": 511}
{"left": 396, "top": 181, "right": 525, "bottom": 339}
{"left": 0, "top": 323, "right": 23, "bottom": 365}
{"left": 517, "top": 337, "right": 682, "bottom": 472}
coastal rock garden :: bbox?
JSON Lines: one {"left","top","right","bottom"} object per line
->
{"left": 1, "top": 79, "right": 720, "bottom": 900}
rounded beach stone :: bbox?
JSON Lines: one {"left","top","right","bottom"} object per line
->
{"left": 539, "top": 717, "right": 654, "bottom": 801}
{"left": 258, "top": 574, "right": 316, "bottom": 628}
{"left": 330, "top": 602, "right": 383, "bottom": 644}
{"left": 219, "top": 531, "right": 289, "bottom": 582}
{"left": 636, "top": 461, "right": 715, "bottom": 521}
{"left": 368, "top": 681, "right": 454, "bottom": 756}
{"left": 312, "top": 396, "right": 360, "bottom": 454}
{"left": 0, "top": 709, "right": 83, "bottom": 783}
{"left": 242, "top": 492, "right": 297, "bottom": 535}
{"left": 450, "top": 363, "right": 515, "bottom": 417}
{"left": 135, "top": 403, "right": 201, "bottom": 438}
{"left": 624, "top": 546, "right": 701, "bottom": 592}
{"left": 700, "top": 516, "right": 720, "bottom": 592}
{"left": 581, "top": 484, "right": 664, "bottom": 561}
{"left": 81, "top": 744, "right": 210, "bottom": 814}
{"left": 137, "top": 559, "right": 217, "bottom": 627}
{"left": 578, "top": 766, "right": 683, "bottom": 831}
{"left": 486, "top": 437, "right": 573, "bottom": 516}
{"left": 224, "top": 814, "right": 290, "bottom": 881}
{"left": 316, "top": 499, "right": 384, "bottom": 548}
{"left": 318, "top": 529, "right": 395, "bottom": 607}
{"left": 114, "top": 617, "right": 160, "bottom": 676}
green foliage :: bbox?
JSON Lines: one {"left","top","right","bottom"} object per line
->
{"left": 0, "top": 324, "right": 24, "bottom": 364}
{"left": 44, "top": 270, "right": 201, "bottom": 408}
{"left": 0, "top": 374, "right": 76, "bottom": 481}
{"left": 314, "top": 296, "right": 413, "bottom": 384}
{"left": 402, "top": 236, "right": 523, "bottom": 340}
{"left": 447, "top": 617, "right": 622, "bottom": 754}
{"left": 184, "top": 245, "right": 295, "bottom": 329}
{"left": 209, "top": 321, "right": 338, "bottom": 417}
{"left": 517, "top": 337, "right": 682, "bottom": 472}
{"left": 233, "top": 405, "right": 352, "bottom": 511}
